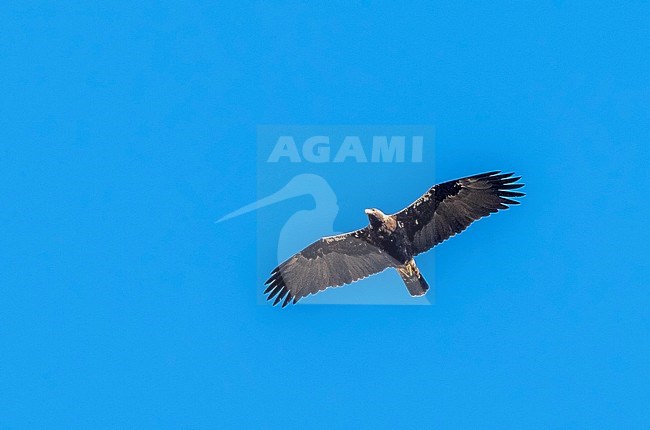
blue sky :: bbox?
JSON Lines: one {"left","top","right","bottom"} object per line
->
{"left": 1, "top": 1, "right": 649, "bottom": 428}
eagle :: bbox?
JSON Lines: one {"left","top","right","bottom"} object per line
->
{"left": 264, "top": 171, "right": 524, "bottom": 307}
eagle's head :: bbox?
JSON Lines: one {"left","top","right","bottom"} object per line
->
{"left": 365, "top": 208, "right": 387, "bottom": 228}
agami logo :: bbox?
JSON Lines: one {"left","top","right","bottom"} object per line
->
{"left": 220, "top": 125, "right": 436, "bottom": 305}
{"left": 267, "top": 135, "right": 424, "bottom": 163}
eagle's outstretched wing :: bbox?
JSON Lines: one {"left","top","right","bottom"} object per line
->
{"left": 264, "top": 228, "right": 398, "bottom": 307}
{"left": 394, "top": 171, "right": 524, "bottom": 255}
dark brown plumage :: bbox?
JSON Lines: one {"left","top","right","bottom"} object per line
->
{"left": 264, "top": 171, "right": 524, "bottom": 306}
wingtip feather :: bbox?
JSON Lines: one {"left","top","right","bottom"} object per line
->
{"left": 281, "top": 293, "right": 292, "bottom": 308}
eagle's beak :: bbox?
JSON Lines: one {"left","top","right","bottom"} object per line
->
{"left": 364, "top": 209, "right": 372, "bottom": 215}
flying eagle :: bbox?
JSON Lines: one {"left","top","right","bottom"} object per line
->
{"left": 264, "top": 171, "right": 524, "bottom": 307}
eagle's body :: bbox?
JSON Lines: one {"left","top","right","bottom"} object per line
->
{"left": 365, "top": 209, "right": 406, "bottom": 262}
{"left": 264, "top": 171, "right": 524, "bottom": 307}
{"left": 362, "top": 208, "right": 430, "bottom": 296}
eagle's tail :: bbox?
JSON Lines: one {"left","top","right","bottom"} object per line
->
{"left": 397, "top": 259, "right": 429, "bottom": 297}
